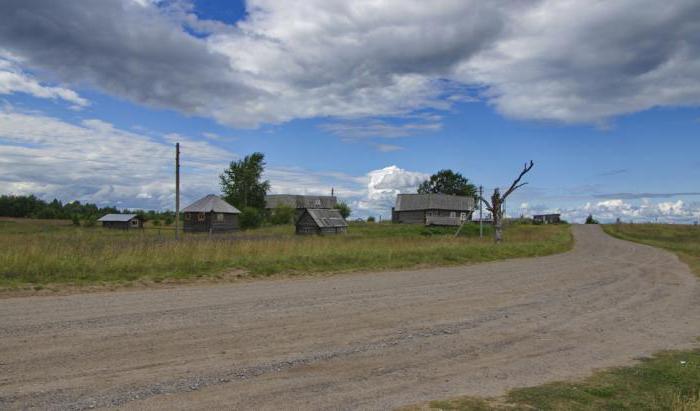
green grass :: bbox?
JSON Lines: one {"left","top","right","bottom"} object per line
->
{"left": 413, "top": 348, "right": 700, "bottom": 411}
{"left": 603, "top": 224, "right": 700, "bottom": 276}
{"left": 0, "top": 218, "right": 571, "bottom": 288}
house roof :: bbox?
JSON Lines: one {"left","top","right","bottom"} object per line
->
{"left": 98, "top": 214, "right": 140, "bottom": 222}
{"left": 394, "top": 193, "right": 475, "bottom": 212}
{"left": 533, "top": 213, "right": 561, "bottom": 218}
{"left": 182, "top": 194, "right": 240, "bottom": 214}
{"left": 265, "top": 194, "right": 337, "bottom": 209}
{"left": 302, "top": 208, "right": 348, "bottom": 228}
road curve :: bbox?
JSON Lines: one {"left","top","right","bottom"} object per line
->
{"left": 1, "top": 225, "right": 699, "bottom": 410}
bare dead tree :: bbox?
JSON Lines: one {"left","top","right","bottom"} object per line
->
{"left": 480, "top": 161, "right": 534, "bottom": 243}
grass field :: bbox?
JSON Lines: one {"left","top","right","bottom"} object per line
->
{"left": 0, "top": 218, "right": 571, "bottom": 289}
{"left": 603, "top": 223, "right": 700, "bottom": 276}
{"left": 412, "top": 348, "right": 700, "bottom": 411}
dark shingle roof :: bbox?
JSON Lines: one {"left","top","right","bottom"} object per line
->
{"left": 182, "top": 195, "right": 240, "bottom": 214}
{"left": 265, "top": 194, "right": 337, "bottom": 209}
{"left": 394, "top": 193, "right": 475, "bottom": 212}
{"left": 98, "top": 214, "right": 139, "bottom": 222}
{"left": 303, "top": 208, "right": 348, "bottom": 228}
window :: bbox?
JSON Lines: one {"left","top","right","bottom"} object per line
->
{"left": 217, "top": 213, "right": 224, "bottom": 222}
{"left": 314, "top": 199, "right": 321, "bottom": 207}
{"left": 460, "top": 212, "right": 467, "bottom": 221}
{"left": 197, "top": 213, "right": 205, "bottom": 222}
{"left": 450, "top": 211, "right": 456, "bottom": 218}
{"left": 185, "top": 213, "right": 191, "bottom": 221}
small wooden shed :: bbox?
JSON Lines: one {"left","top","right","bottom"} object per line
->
{"left": 533, "top": 213, "right": 561, "bottom": 224}
{"left": 98, "top": 214, "right": 143, "bottom": 230}
{"left": 296, "top": 208, "right": 348, "bottom": 235}
{"left": 182, "top": 194, "right": 241, "bottom": 233}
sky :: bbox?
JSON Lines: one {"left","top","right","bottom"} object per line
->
{"left": 0, "top": 0, "right": 699, "bottom": 223}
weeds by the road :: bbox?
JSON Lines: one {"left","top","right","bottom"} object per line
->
{"left": 412, "top": 348, "right": 700, "bottom": 410}
{"left": 603, "top": 224, "right": 700, "bottom": 277}
{"left": 0, "top": 218, "right": 571, "bottom": 288}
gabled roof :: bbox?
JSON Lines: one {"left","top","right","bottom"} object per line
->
{"left": 98, "top": 214, "right": 140, "bottom": 222}
{"left": 265, "top": 194, "right": 337, "bottom": 209}
{"left": 302, "top": 208, "right": 348, "bottom": 228}
{"left": 182, "top": 194, "right": 240, "bottom": 214}
{"left": 394, "top": 193, "right": 475, "bottom": 212}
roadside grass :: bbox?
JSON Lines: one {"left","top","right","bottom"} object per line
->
{"left": 603, "top": 224, "right": 700, "bottom": 276}
{"left": 410, "top": 348, "right": 700, "bottom": 411}
{"left": 0, "top": 218, "right": 571, "bottom": 288}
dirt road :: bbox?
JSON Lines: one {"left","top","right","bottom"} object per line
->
{"left": 1, "top": 225, "right": 699, "bottom": 410}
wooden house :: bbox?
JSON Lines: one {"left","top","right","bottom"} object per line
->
{"left": 296, "top": 208, "right": 348, "bottom": 235}
{"left": 98, "top": 214, "right": 143, "bottom": 230}
{"left": 391, "top": 193, "right": 475, "bottom": 226}
{"left": 533, "top": 213, "right": 561, "bottom": 224}
{"left": 182, "top": 194, "right": 241, "bottom": 233}
{"left": 265, "top": 194, "right": 337, "bottom": 221}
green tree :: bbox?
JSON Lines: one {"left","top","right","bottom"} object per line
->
{"left": 585, "top": 214, "right": 599, "bottom": 224}
{"left": 417, "top": 170, "right": 477, "bottom": 197}
{"left": 270, "top": 204, "right": 295, "bottom": 225}
{"left": 239, "top": 207, "right": 263, "bottom": 229}
{"left": 220, "top": 152, "right": 270, "bottom": 210}
{"left": 334, "top": 202, "right": 351, "bottom": 219}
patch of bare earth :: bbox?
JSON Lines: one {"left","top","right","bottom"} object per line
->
{"left": 0, "top": 225, "right": 698, "bottom": 410}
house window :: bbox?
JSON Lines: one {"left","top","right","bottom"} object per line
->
{"left": 450, "top": 211, "right": 456, "bottom": 218}
{"left": 426, "top": 211, "right": 433, "bottom": 217}
{"left": 197, "top": 213, "right": 205, "bottom": 222}
{"left": 185, "top": 213, "right": 191, "bottom": 221}
{"left": 460, "top": 212, "right": 467, "bottom": 221}
{"left": 314, "top": 199, "right": 321, "bottom": 207}
{"left": 217, "top": 213, "right": 224, "bottom": 222}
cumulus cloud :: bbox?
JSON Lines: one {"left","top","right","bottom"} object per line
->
{"left": 357, "top": 165, "right": 428, "bottom": 215}
{"left": 0, "top": 53, "right": 88, "bottom": 108}
{"left": 2, "top": 1, "right": 697, "bottom": 126}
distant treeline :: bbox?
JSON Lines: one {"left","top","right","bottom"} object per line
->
{"left": 0, "top": 195, "right": 174, "bottom": 224}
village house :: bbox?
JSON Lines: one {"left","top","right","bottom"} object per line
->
{"left": 392, "top": 193, "right": 475, "bottom": 226}
{"left": 182, "top": 194, "right": 241, "bottom": 233}
{"left": 98, "top": 214, "right": 143, "bottom": 230}
{"left": 296, "top": 208, "right": 348, "bottom": 235}
{"left": 265, "top": 194, "right": 337, "bottom": 221}
{"left": 533, "top": 213, "right": 561, "bottom": 224}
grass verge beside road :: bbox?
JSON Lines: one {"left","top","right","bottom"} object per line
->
{"left": 603, "top": 223, "right": 700, "bottom": 276}
{"left": 407, "top": 348, "right": 700, "bottom": 411}
{"left": 0, "top": 218, "right": 572, "bottom": 289}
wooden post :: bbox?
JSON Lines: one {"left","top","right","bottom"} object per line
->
{"left": 479, "top": 185, "right": 483, "bottom": 239}
{"left": 175, "top": 142, "right": 180, "bottom": 240}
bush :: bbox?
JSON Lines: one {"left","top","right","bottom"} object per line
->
{"left": 82, "top": 216, "right": 97, "bottom": 227}
{"left": 152, "top": 219, "right": 161, "bottom": 227}
{"left": 367, "top": 216, "right": 376, "bottom": 223}
{"left": 585, "top": 214, "right": 599, "bottom": 224}
{"left": 240, "top": 207, "right": 263, "bottom": 229}
{"left": 269, "top": 204, "right": 295, "bottom": 225}
{"left": 334, "top": 202, "right": 351, "bottom": 219}
{"left": 164, "top": 216, "right": 173, "bottom": 225}
{"left": 71, "top": 215, "right": 81, "bottom": 226}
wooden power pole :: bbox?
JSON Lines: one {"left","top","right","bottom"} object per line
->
{"left": 175, "top": 142, "right": 180, "bottom": 240}
{"left": 479, "top": 185, "right": 483, "bottom": 238}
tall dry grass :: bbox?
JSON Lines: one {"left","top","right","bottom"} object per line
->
{"left": 0, "top": 219, "right": 571, "bottom": 286}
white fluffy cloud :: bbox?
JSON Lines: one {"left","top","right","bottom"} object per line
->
{"left": 357, "top": 165, "right": 428, "bottom": 215}
{"left": 1, "top": 1, "right": 699, "bottom": 126}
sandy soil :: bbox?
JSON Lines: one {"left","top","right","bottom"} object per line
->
{"left": 1, "top": 225, "right": 699, "bottom": 410}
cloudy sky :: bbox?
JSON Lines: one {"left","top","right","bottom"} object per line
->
{"left": 1, "top": 0, "right": 699, "bottom": 222}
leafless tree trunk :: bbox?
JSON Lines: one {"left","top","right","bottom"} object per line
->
{"left": 480, "top": 161, "right": 534, "bottom": 243}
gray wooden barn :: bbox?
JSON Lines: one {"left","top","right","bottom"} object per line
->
{"left": 265, "top": 194, "right": 337, "bottom": 221}
{"left": 296, "top": 208, "right": 348, "bottom": 235}
{"left": 391, "top": 193, "right": 475, "bottom": 226}
{"left": 533, "top": 213, "right": 561, "bottom": 224}
{"left": 182, "top": 194, "right": 241, "bottom": 233}
{"left": 98, "top": 214, "right": 143, "bottom": 230}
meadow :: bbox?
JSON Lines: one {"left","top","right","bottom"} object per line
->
{"left": 0, "top": 218, "right": 572, "bottom": 289}
{"left": 603, "top": 223, "right": 700, "bottom": 276}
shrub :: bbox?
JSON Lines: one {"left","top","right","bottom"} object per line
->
{"left": 164, "top": 216, "right": 173, "bottom": 225}
{"left": 334, "top": 202, "right": 351, "bottom": 219}
{"left": 71, "top": 215, "right": 81, "bottom": 226}
{"left": 240, "top": 207, "right": 263, "bottom": 229}
{"left": 585, "top": 214, "right": 599, "bottom": 224}
{"left": 152, "top": 219, "right": 161, "bottom": 227}
{"left": 269, "top": 204, "right": 295, "bottom": 225}
{"left": 82, "top": 216, "right": 97, "bottom": 227}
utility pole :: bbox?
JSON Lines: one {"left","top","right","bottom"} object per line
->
{"left": 479, "top": 185, "right": 483, "bottom": 238}
{"left": 175, "top": 142, "right": 180, "bottom": 240}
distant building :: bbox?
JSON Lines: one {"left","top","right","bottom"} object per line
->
{"left": 265, "top": 194, "right": 337, "bottom": 221}
{"left": 182, "top": 194, "right": 241, "bottom": 233}
{"left": 533, "top": 214, "right": 561, "bottom": 224}
{"left": 98, "top": 214, "right": 143, "bottom": 230}
{"left": 392, "top": 193, "right": 475, "bottom": 226}
{"left": 295, "top": 208, "right": 348, "bottom": 235}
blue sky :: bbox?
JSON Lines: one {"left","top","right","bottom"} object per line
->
{"left": 1, "top": 0, "right": 699, "bottom": 222}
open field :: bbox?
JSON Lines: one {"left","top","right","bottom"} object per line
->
{"left": 0, "top": 218, "right": 571, "bottom": 289}
{"left": 603, "top": 223, "right": 700, "bottom": 276}
{"left": 1, "top": 225, "right": 699, "bottom": 409}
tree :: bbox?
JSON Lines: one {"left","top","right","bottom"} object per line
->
{"left": 239, "top": 207, "right": 263, "bottom": 229}
{"left": 334, "top": 202, "right": 351, "bottom": 219}
{"left": 479, "top": 161, "right": 534, "bottom": 243}
{"left": 417, "top": 169, "right": 477, "bottom": 197}
{"left": 270, "top": 204, "right": 295, "bottom": 225}
{"left": 585, "top": 214, "right": 599, "bottom": 224}
{"left": 219, "top": 152, "right": 270, "bottom": 210}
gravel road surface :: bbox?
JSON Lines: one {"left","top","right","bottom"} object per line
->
{"left": 1, "top": 225, "right": 699, "bottom": 410}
